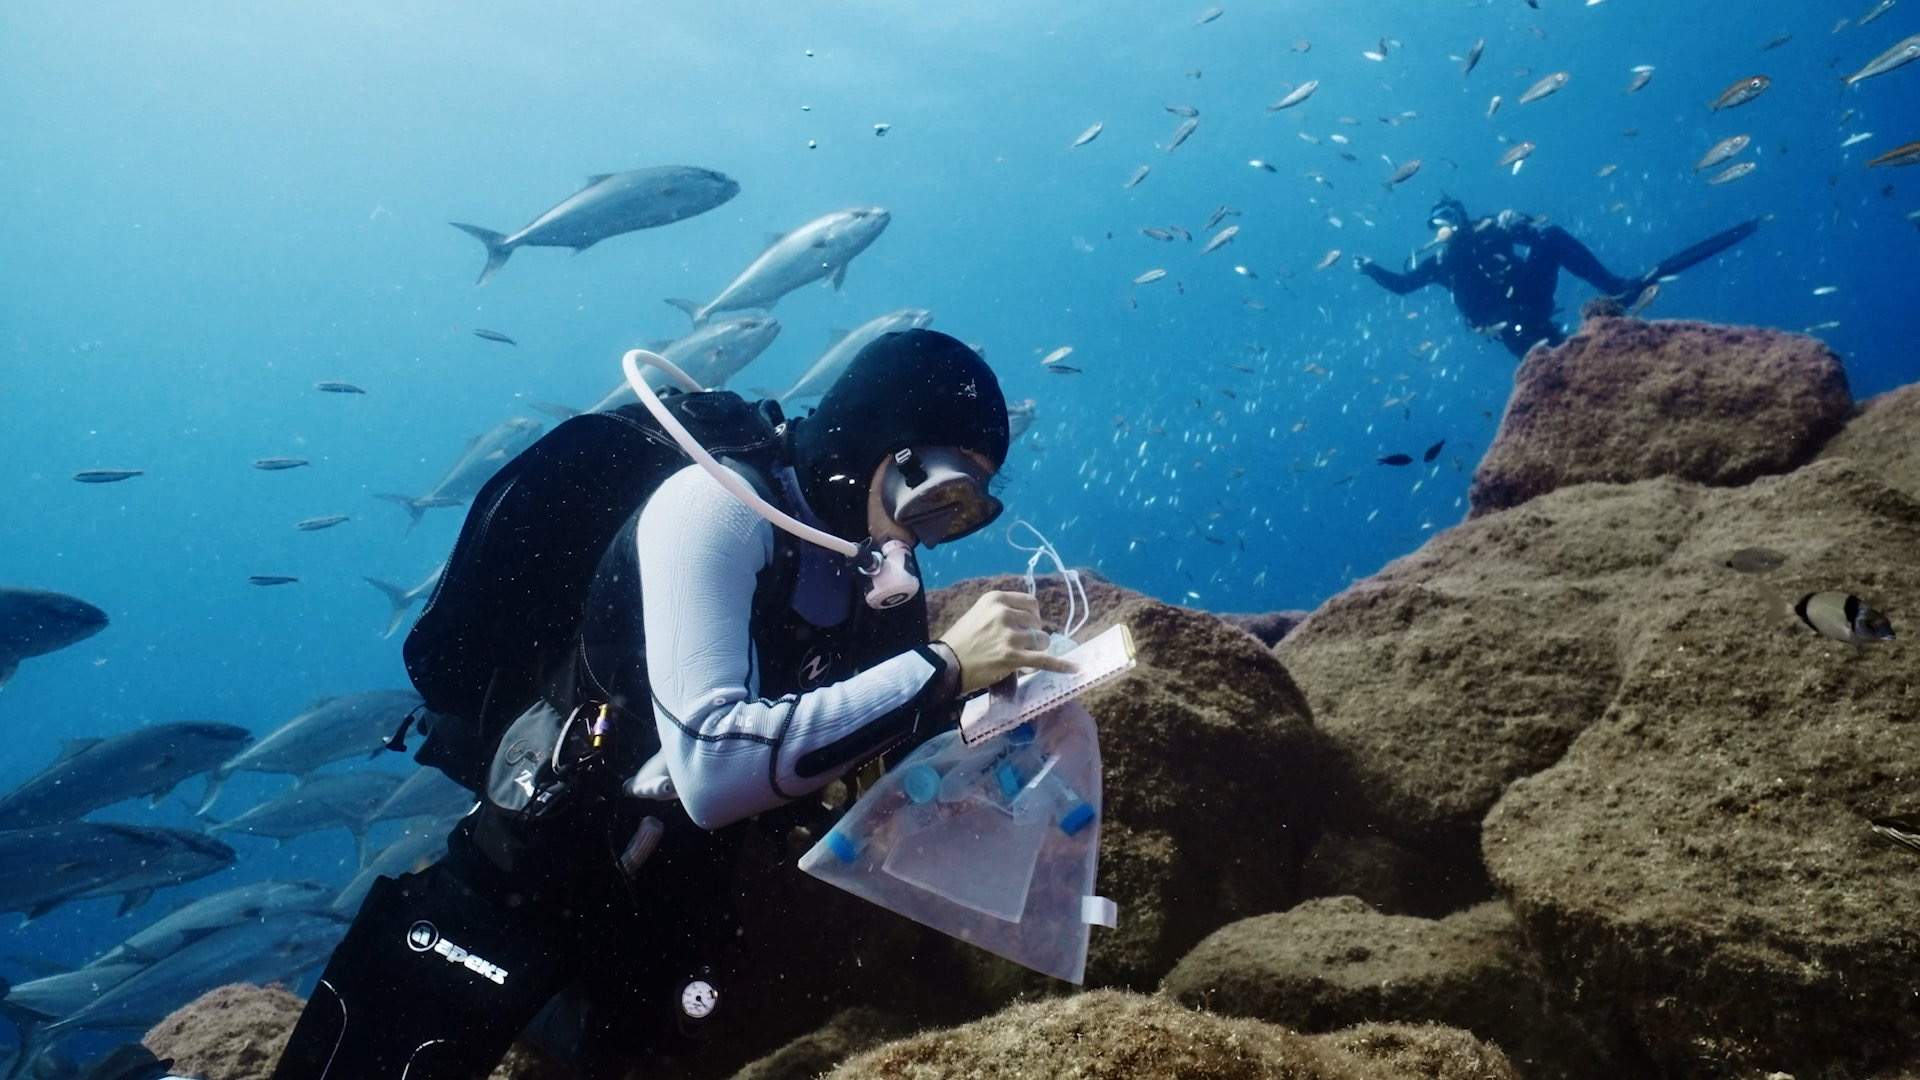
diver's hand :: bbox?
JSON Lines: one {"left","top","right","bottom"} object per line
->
{"left": 1351, "top": 254, "right": 1373, "bottom": 272}
{"left": 937, "top": 592, "right": 1078, "bottom": 696}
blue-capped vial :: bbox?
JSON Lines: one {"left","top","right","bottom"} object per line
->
{"left": 995, "top": 761, "right": 1025, "bottom": 800}
{"left": 1059, "top": 802, "right": 1096, "bottom": 837}
{"left": 903, "top": 764, "right": 940, "bottom": 804}
{"left": 1007, "top": 722, "right": 1037, "bottom": 745}
{"left": 824, "top": 830, "right": 860, "bottom": 864}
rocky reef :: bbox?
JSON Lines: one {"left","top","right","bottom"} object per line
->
{"left": 145, "top": 316, "right": 1917, "bottom": 1077}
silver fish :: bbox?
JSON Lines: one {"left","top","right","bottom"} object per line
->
{"left": 0, "top": 587, "right": 107, "bottom": 689}
{"left": 1626, "top": 65, "right": 1655, "bottom": 93}
{"left": 1201, "top": 225, "right": 1240, "bottom": 254}
{"left": 1519, "top": 71, "right": 1570, "bottom": 104}
{"left": 1383, "top": 158, "right": 1423, "bottom": 189}
{"left": 1859, "top": 0, "right": 1897, "bottom": 26}
{"left": 1846, "top": 34, "right": 1920, "bottom": 85}
{"left": 451, "top": 166, "right": 739, "bottom": 285}
{"left": 370, "top": 769, "right": 475, "bottom": 827}
{"left": 1133, "top": 268, "right": 1168, "bottom": 285}
{"left": 0, "top": 723, "right": 251, "bottom": 830}
{"left": 589, "top": 314, "right": 784, "bottom": 410}
{"left": 375, "top": 416, "right": 543, "bottom": 527}
{"left": 778, "top": 309, "right": 935, "bottom": 403}
{"left": 295, "top": 514, "right": 350, "bottom": 532}
{"left": 1006, "top": 399, "right": 1038, "bottom": 441}
{"left": 1166, "top": 116, "right": 1200, "bottom": 151}
{"left": 1710, "top": 75, "right": 1771, "bottom": 111}
{"left": 0, "top": 823, "right": 234, "bottom": 922}
{"left": 72, "top": 469, "right": 142, "bottom": 483}
{"left": 1499, "top": 141, "right": 1537, "bottom": 168}
{"left": 1694, "top": 134, "right": 1752, "bottom": 172}
{"left": 363, "top": 563, "right": 445, "bottom": 640}
{"left": 1463, "top": 38, "right": 1485, "bottom": 77}
{"left": 1196, "top": 5, "right": 1223, "bottom": 24}
{"left": 92, "top": 879, "right": 335, "bottom": 968}
{"left": 208, "top": 771, "right": 406, "bottom": 865}
{"left": 1071, "top": 121, "right": 1104, "bottom": 147}
{"left": 1165, "top": 104, "right": 1199, "bottom": 118}
{"left": 1268, "top": 80, "right": 1319, "bottom": 110}
{"left": 666, "top": 207, "right": 891, "bottom": 325}
{"left": 1706, "top": 161, "right": 1757, "bottom": 185}
{"left": 1124, "top": 165, "right": 1151, "bottom": 189}
{"left": 313, "top": 381, "right": 365, "bottom": 394}
{"left": 252, "top": 457, "right": 310, "bottom": 470}
{"left": 334, "top": 824, "right": 451, "bottom": 915}
{"left": 198, "top": 689, "right": 424, "bottom": 814}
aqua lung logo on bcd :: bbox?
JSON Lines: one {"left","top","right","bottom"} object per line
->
{"left": 403, "top": 920, "right": 509, "bottom": 986}
{"left": 798, "top": 650, "right": 833, "bottom": 687}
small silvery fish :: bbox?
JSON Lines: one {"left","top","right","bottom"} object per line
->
{"left": 1795, "top": 591, "right": 1895, "bottom": 643}
{"left": 248, "top": 575, "right": 300, "bottom": 587}
{"left": 1133, "top": 268, "right": 1167, "bottom": 285}
{"left": 1519, "top": 71, "right": 1570, "bottom": 104}
{"left": 1762, "top": 33, "right": 1792, "bottom": 51}
{"left": 1166, "top": 117, "right": 1200, "bottom": 151}
{"left": 1499, "top": 141, "right": 1537, "bottom": 168}
{"left": 1626, "top": 65, "right": 1655, "bottom": 94}
{"left": 1694, "top": 134, "right": 1752, "bottom": 172}
{"left": 1269, "top": 80, "right": 1320, "bottom": 111}
{"left": 1383, "top": 159, "right": 1422, "bottom": 190}
{"left": 1141, "top": 227, "right": 1175, "bottom": 241}
{"left": 473, "top": 328, "right": 516, "bottom": 346}
{"left": 1846, "top": 34, "right": 1920, "bottom": 85}
{"left": 1165, "top": 104, "right": 1199, "bottom": 118}
{"left": 295, "top": 515, "right": 351, "bottom": 532}
{"left": 1204, "top": 205, "right": 1238, "bottom": 230}
{"left": 1196, "top": 5, "right": 1223, "bottom": 24}
{"left": 1858, "top": 0, "right": 1897, "bottom": 26}
{"left": 1315, "top": 249, "right": 1342, "bottom": 270}
{"left": 253, "top": 457, "right": 311, "bottom": 471}
{"left": 72, "top": 469, "right": 142, "bottom": 484}
{"left": 1047, "top": 364, "right": 1083, "bottom": 375}
{"left": 1842, "top": 132, "right": 1875, "bottom": 149}
{"left": 1202, "top": 225, "right": 1240, "bottom": 254}
{"left": 1040, "top": 346, "right": 1074, "bottom": 366}
{"left": 1463, "top": 38, "right": 1485, "bottom": 77}
{"left": 1071, "top": 122, "right": 1103, "bottom": 148}
{"left": 1707, "top": 161, "right": 1757, "bottom": 185}
{"left": 1867, "top": 141, "right": 1920, "bottom": 167}
{"left": 1487, "top": 94, "right": 1503, "bottom": 119}
{"left": 1597, "top": 163, "right": 1619, "bottom": 177}
{"left": 314, "top": 381, "right": 366, "bottom": 394}
{"left": 1723, "top": 547, "right": 1787, "bottom": 574}
{"left": 1124, "top": 165, "right": 1151, "bottom": 189}
{"left": 1710, "top": 75, "right": 1771, "bottom": 111}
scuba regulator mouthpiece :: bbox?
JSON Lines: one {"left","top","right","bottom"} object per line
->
{"left": 857, "top": 538, "right": 921, "bottom": 609}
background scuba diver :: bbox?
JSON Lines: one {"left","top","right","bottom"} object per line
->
{"left": 271, "top": 329, "right": 1075, "bottom": 1080}
{"left": 1353, "top": 197, "right": 1761, "bottom": 358}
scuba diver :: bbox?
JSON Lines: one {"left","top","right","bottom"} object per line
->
{"left": 272, "top": 329, "right": 1075, "bottom": 1079}
{"left": 1353, "top": 197, "right": 1761, "bottom": 358}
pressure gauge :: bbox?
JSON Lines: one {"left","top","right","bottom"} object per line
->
{"left": 679, "top": 978, "right": 718, "bottom": 1021}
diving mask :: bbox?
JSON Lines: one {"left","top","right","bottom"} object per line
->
{"left": 882, "top": 447, "right": 1003, "bottom": 548}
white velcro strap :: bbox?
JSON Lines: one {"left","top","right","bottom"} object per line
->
{"left": 1081, "top": 895, "right": 1118, "bottom": 928}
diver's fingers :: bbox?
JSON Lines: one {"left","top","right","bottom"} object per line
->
{"left": 995, "top": 591, "right": 1042, "bottom": 615}
{"left": 1020, "top": 652, "right": 1078, "bottom": 675}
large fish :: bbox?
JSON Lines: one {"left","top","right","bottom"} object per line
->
{"left": 368, "top": 768, "right": 474, "bottom": 827}
{"left": 90, "top": 879, "right": 334, "bottom": 968}
{"left": 334, "top": 824, "right": 450, "bottom": 916}
{"left": 665, "top": 207, "right": 892, "bottom": 326}
{"left": 0, "top": 823, "right": 235, "bottom": 921}
{"left": 0, "top": 962, "right": 147, "bottom": 1027}
{"left": 586, "top": 314, "right": 783, "bottom": 412}
{"left": 777, "top": 309, "right": 935, "bottom": 403}
{"left": 198, "top": 689, "right": 422, "bottom": 814}
{"left": 375, "top": 416, "right": 543, "bottom": 527}
{"left": 0, "top": 723, "right": 252, "bottom": 830}
{"left": 362, "top": 563, "right": 445, "bottom": 640}
{"left": 451, "top": 167, "right": 739, "bottom": 285}
{"left": 43, "top": 910, "right": 347, "bottom": 1037}
{"left": 0, "top": 587, "right": 108, "bottom": 689}
{"left": 208, "top": 771, "right": 405, "bottom": 865}
{"left": 1846, "top": 33, "right": 1920, "bottom": 85}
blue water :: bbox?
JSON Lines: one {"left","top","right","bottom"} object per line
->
{"left": 2, "top": 0, "right": 1917, "bottom": 1061}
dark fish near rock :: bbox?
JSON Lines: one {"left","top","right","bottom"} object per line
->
{"left": 1723, "top": 547, "right": 1787, "bottom": 574}
{"left": 252, "top": 457, "right": 310, "bottom": 471}
{"left": 313, "top": 381, "right": 365, "bottom": 394}
{"left": 1795, "top": 591, "right": 1895, "bottom": 643}
{"left": 1423, "top": 439, "right": 1446, "bottom": 463}
{"left": 248, "top": 575, "right": 299, "bottom": 587}
{"left": 0, "top": 587, "right": 108, "bottom": 689}
{"left": 472, "top": 328, "right": 517, "bottom": 346}
{"left": 1377, "top": 454, "right": 1413, "bottom": 466}
{"left": 1870, "top": 814, "right": 1920, "bottom": 854}
{"left": 72, "top": 469, "right": 142, "bottom": 484}
{"left": 451, "top": 166, "right": 740, "bottom": 285}
{"left": 1710, "top": 75, "right": 1771, "bottom": 111}
{"left": 0, "top": 722, "right": 252, "bottom": 830}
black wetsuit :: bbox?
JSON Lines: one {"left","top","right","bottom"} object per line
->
{"left": 1360, "top": 213, "right": 1633, "bottom": 358}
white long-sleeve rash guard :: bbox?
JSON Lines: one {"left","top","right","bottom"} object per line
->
{"left": 636, "top": 463, "right": 944, "bottom": 830}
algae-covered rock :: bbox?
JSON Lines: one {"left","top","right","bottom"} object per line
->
{"left": 1470, "top": 316, "right": 1851, "bottom": 517}
{"left": 730, "top": 1007, "right": 915, "bottom": 1080}
{"left": 1483, "top": 460, "right": 1920, "bottom": 1076}
{"left": 825, "top": 990, "right": 1518, "bottom": 1080}
{"left": 1161, "top": 897, "right": 1623, "bottom": 1078}
{"left": 1819, "top": 383, "right": 1920, "bottom": 499}
{"left": 928, "top": 575, "right": 1322, "bottom": 991}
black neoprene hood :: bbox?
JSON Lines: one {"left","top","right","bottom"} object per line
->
{"left": 788, "top": 328, "right": 1010, "bottom": 542}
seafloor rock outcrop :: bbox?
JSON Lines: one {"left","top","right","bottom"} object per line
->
{"left": 927, "top": 577, "right": 1322, "bottom": 992}
{"left": 1819, "top": 382, "right": 1920, "bottom": 498}
{"left": 730, "top": 1007, "right": 915, "bottom": 1080}
{"left": 143, "top": 982, "right": 566, "bottom": 1080}
{"left": 825, "top": 990, "right": 1519, "bottom": 1080}
{"left": 1469, "top": 316, "right": 1851, "bottom": 516}
{"left": 1160, "top": 897, "right": 1625, "bottom": 1078}
{"left": 1218, "top": 608, "right": 1313, "bottom": 646}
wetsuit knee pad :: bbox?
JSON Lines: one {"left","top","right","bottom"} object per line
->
{"left": 273, "top": 865, "right": 572, "bottom": 1080}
